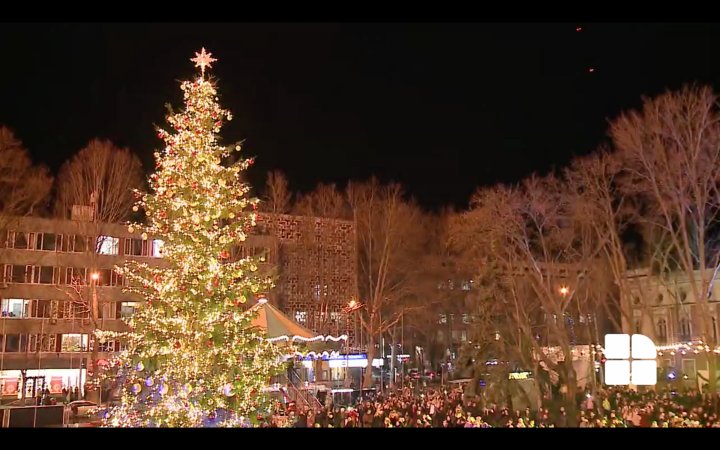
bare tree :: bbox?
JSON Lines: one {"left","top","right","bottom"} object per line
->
{"left": 0, "top": 126, "right": 53, "bottom": 231}
{"left": 347, "top": 178, "right": 424, "bottom": 388}
{"left": 611, "top": 85, "right": 720, "bottom": 391}
{"left": 53, "top": 138, "right": 144, "bottom": 401}
{"left": 263, "top": 170, "right": 292, "bottom": 214}
{"left": 55, "top": 138, "right": 143, "bottom": 223}
{"left": 453, "top": 175, "right": 610, "bottom": 421}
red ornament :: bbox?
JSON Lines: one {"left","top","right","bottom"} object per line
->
{"left": 192, "top": 182, "right": 198, "bottom": 189}
{"left": 159, "top": 211, "right": 167, "bottom": 219}
{"left": 206, "top": 340, "right": 213, "bottom": 347}
{"left": 174, "top": 341, "right": 181, "bottom": 349}
{"left": 220, "top": 250, "right": 230, "bottom": 259}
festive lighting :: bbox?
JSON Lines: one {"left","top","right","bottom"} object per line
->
{"left": 90, "top": 272, "right": 100, "bottom": 281}
{"left": 191, "top": 47, "right": 217, "bottom": 76}
{"left": 100, "top": 49, "right": 286, "bottom": 428}
{"left": 558, "top": 286, "right": 570, "bottom": 296}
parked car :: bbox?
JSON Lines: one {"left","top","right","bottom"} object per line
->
{"left": 67, "top": 400, "right": 97, "bottom": 418}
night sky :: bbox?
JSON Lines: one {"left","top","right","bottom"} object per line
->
{"left": 2, "top": 23, "right": 720, "bottom": 210}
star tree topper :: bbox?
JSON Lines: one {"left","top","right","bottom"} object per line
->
{"left": 191, "top": 47, "right": 217, "bottom": 76}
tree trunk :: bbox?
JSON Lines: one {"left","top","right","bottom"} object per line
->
{"left": 389, "top": 328, "right": 397, "bottom": 390}
{"left": 86, "top": 286, "right": 101, "bottom": 403}
{"left": 707, "top": 352, "right": 718, "bottom": 393}
{"left": 563, "top": 364, "right": 579, "bottom": 427}
{"left": 20, "top": 369, "right": 27, "bottom": 405}
{"left": 363, "top": 342, "right": 376, "bottom": 389}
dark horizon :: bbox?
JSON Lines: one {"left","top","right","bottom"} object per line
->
{"left": 3, "top": 23, "right": 720, "bottom": 210}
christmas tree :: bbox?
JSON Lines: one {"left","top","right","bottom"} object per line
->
{"left": 101, "top": 49, "right": 286, "bottom": 427}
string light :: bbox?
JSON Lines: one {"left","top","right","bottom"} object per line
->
{"left": 99, "top": 49, "right": 286, "bottom": 428}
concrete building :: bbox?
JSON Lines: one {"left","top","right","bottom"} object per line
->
{"left": 0, "top": 212, "right": 358, "bottom": 402}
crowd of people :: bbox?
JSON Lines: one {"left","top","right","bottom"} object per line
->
{"left": 261, "top": 385, "right": 720, "bottom": 428}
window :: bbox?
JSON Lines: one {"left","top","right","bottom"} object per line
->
{"left": 98, "top": 340, "right": 118, "bottom": 352}
{"left": 60, "top": 234, "right": 74, "bottom": 252}
{"left": 120, "top": 302, "right": 140, "bottom": 319}
{"left": 97, "top": 236, "right": 120, "bottom": 255}
{"left": 34, "top": 233, "right": 57, "bottom": 251}
{"left": 35, "top": 300, "right": 52, "bottom": 318}
{"left": 100, "top": 301, "right": 114, "bottom": 319}
{"left": 66, "top": 267, "right": 88, "bottom": 285}
{"left": 61, "top": 334, "right": 88, "bottom": 352}
{"left": 74, "top": 235, "right": 88, "bottom": 253}
{"left": 679, "top": 317, "right": 691, "bottom": 340}
{"left": 125, "top": 238, "right": 144, "bottom": 256}
{"left": 1, "top": 299, "right": 29, "bottom": 318}
{"left": 39, "top": 266, "right": 55, "bottom": 284}
{"left": 329, "top": 311, "right": 341, "bottom": 322}
{"left": 3, "top": 334, "right": 25, "bottom": 352}
{"left": 656, "top": 318, "right": 668, "bottom": 343}
{"left": 294, "top": 311, "right": 307, "bottom": 324}
{"left": 462, "top": 314, "right": 471, "bottom": 324}
{"left": 438, "top": 314, "right": 447, "bottom": 325}
{"left": 6, "top": 265, "right": 26, "bottom": 284}
{"left": 152, "top": 240, "right": 165, "bottom": 257}
{"left": 95, "top": 268, "right": 114, "bottom": 286}
{"left": 29, "top": 334, "right": 57, "bottom": 352}
{"left": 10, "top": 231, "right": 29, "bottom": 249}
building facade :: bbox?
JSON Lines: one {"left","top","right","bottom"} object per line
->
{"left": 0, "top": 213, "right": 358, "bottom": 401}
{"left": 621, "top": 268, "right": 720, "bottom": 384}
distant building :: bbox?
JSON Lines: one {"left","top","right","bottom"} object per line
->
{"left": 621, "top": 268, "right": 720, "bottom": 384}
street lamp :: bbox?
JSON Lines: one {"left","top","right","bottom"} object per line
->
{"left": 342, "top": 299, "right": 364, "bottom": 389}
{"left": 87, "top": 271, "right": 100, "bottom": 403}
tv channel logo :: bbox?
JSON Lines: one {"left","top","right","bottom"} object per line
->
{"left": 603, "top": 334, "right": 657, "bottom": 386}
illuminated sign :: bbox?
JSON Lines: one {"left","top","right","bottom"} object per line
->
{"left": 508, "top": 371, "right": 533, "bottom": 380}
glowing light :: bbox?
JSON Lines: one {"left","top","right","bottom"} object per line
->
{"left": 559, "top": 286, "right": 570, "bottom": 296}
{"left": 90, "top": 272, "right": 100, "bottom": 281}
{"left": 190, "top": 47, "right": 217, "bottom": 76}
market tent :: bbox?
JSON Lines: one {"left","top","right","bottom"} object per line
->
{"left": 250, "top": 299, "right": 347, "bottom": 353}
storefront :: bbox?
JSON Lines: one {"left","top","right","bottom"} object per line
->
{"left": 0, "top": 368, "right": 86, "bottom": 400}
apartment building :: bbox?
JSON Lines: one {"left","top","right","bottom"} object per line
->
{"left": 0, "top": 212, "right": 358, "bottom": 401}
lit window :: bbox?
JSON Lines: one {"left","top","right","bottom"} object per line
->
{"left": 1, "top": 299, "right": 29, "bottom": 318}
{"left": 121, "top": 302, "right": 140, "bottom": 319}
{"left": 97, "top": 236, "right": 119, "bottom": 255}
{"left": 61, "top": 334, "right": 88, "bottom": 352}
{"left": 295, "top": 311, "right": 307, "bottom": 323}
{"left": 152, "top": 240, "right": 165, "bottom": 258}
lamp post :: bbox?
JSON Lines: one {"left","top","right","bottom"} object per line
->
{"left": 86, "top": 271, "right": 100, "bottom": 403}
{"left": 343, "top": 299, "right": 364, "bottom": 389}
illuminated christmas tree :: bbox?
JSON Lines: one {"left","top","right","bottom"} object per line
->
{"left": 102, "top": 49, "right": 286, "bottom": 427}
